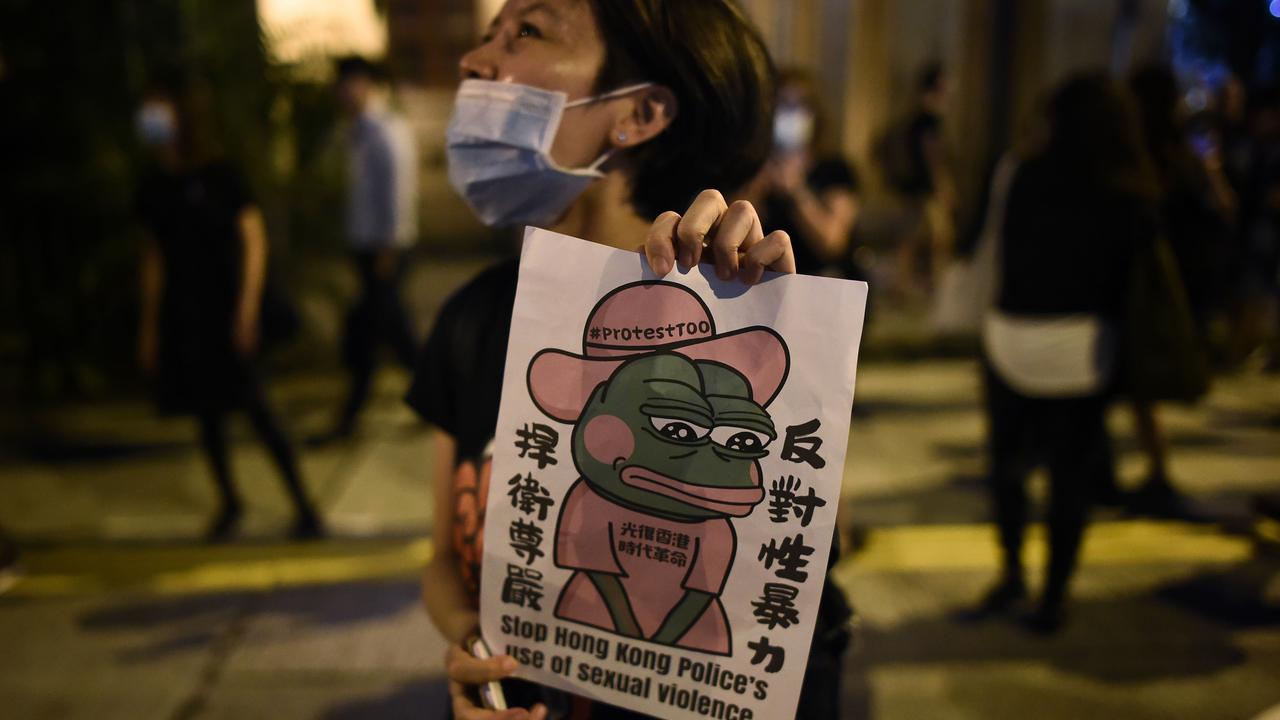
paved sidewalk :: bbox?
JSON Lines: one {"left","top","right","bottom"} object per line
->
{"left": 2, "top": 359, "right": 1279, "bottom": 719}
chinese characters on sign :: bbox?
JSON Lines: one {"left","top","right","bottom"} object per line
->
{"left": 499, "top": 424, "right": 559, "bottom": 612}
{"left": 750, "top": 421, "right": 827, "bottom": 673}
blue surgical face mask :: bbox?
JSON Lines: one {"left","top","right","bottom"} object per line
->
{"left": 445, "top": 79, "right": 652, "bottom": 228}
{"left": 773, "top": 106, "right": 814, "bottom": 152}
{"left": 136, "top": 102, "right": 177, "bottom": 147}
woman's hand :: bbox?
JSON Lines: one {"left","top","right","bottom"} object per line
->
{"left": 232, "top": 310, "right": 259, "bottom": 358}
{"left": 137, "top": 324, "right": 158, "bottom": 375}
{"left": 445, "top": 643, "right": 547, "bottom": 720}
{"left": 644, "top": 189, "right": 795, "bottom": 285}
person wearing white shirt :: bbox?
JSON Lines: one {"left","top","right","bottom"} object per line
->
{"left": 320, "top": 56, "right": 420, "bottom": 442}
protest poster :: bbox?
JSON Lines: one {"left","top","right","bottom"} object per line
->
{"left": 479, "top": 227, "right": 867, "bottom": 720}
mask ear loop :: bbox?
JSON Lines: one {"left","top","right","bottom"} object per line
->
{"left": 549, "top": 83, "right": 654, "bottom": 176}
{"left": 563, "top": 82, "right": 654, "bottom": 109}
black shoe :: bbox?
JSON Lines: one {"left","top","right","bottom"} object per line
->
{"left": 1253, "top": 494, "right": 1280, "bottom": 522}
{"left": 290, "top": 511, "right": 326, "bottom": 541}
{"left": 1095, "top": 482, "right": 1126, "bottom": 509}
{"left": 1126, "top": 479, "right": 1192, "bottom": 519}
{"left": 1023, "top": 601, "right": 1067, "bottom": 635}
{"left": 956, "top": 576, "right": 1028, "bottom": 622}
{"left": 207, "top": 504, "right": 243, "bottom": 543}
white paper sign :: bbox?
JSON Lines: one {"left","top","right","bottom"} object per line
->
{"left": 480, "top": 227, "right": 867, "bottom": 720}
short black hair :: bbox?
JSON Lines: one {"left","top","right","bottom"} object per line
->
{"left": 588, "top": 0, "right": 776, "bottom": 219}
{"left": 335, "top": 55, "right": 379, "bottom": 82}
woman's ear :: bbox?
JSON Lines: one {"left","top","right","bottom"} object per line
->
{"left": 610, "top": 85, "right": 678, "bottom": 149}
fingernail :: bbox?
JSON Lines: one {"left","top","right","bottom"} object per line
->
{"left": 502, "top": 657, "right": 518, "bottom": 673}
{"left": 680, "top": 250, "right": 693, "bottom": 268}
{"left": 656, "top": 258, "right": 671, "bottom": 275}
{"left": 718, "top": 267, "right": 731, "bottom": 280}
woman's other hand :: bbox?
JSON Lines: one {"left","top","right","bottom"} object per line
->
{"left": 644, "top": 189, "right": 795, "bottom": 285}
{"left": 445, "top": 644, "right": 547, "bottom": 720}
{"left": 137, "top": 325, "right": 158, "bottom": 375}
{"left": 232, "top": 311, "right": 260, "bottom": 359}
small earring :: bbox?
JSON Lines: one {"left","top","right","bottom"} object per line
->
{"left": 617, "top": 132, "right": 628, "bottom": 143}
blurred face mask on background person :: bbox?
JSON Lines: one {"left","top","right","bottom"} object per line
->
{"left": 136, "top": 102, "right": 177, "bottom": 147}
{"left": 772, "top": 105, "right": 814, "bottom": 153}
{"left": 446, "top": 78, "right": 652, "bottom": 228}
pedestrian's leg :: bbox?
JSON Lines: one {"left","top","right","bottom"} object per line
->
{"left": 382, "top": 250, "right": 418, "bottom": 369}
{"left": 1133, "top": 400, "right": 1169, "bottom": 482}
{"left": 198, "top": 410, "right": 242, "bottom": 540}
{"left": 1128, "top": 400, "right": 1187, "bottom": 516}
{"left": 244, "top": 372, "right": 323, "bottom": 538}
{"left": 1035, "top": 397, "right": 1106, "bottom": 631}
{"left": 335, "top": 252, "right": 378, "bottom": 437}
{"left": 965, "top": 365, "right": 1031, "bottom": 617}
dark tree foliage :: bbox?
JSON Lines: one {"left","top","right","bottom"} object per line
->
{"left": 0, "top": 0, "right": 342, "bottom": 403}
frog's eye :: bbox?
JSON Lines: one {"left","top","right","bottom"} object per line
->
{"left": 710, "top": 426, "right": 772, "bottom": 453}
{"left": 649, "top": 416, "right": 711, "bottom": 443}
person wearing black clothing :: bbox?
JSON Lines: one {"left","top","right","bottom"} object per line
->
{"left": 135, "top": 87, "right": 321, "bottom": 541}
{"left": 973, "top": 74, "right": 1154, "bottom": 632}
{"left": 407, "top": 2, "right": 852, "bottom": 718}
{"left": 753, "top": 69, "right": 861, "bottom": 278}
{"left": 876, "top": 62, "right": 955, "bottom": 296}
{"left": 1124, "top": 65, "right": 1235, "bottom": 515}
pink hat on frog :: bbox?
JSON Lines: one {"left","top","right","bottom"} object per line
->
{"left": 527, "top": 281, "right": 789, "bottom": 423}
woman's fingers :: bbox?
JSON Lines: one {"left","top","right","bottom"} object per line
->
{"left": 449, "top": 680, "right": 529, "bottom": 720}
{"left": 644, "top": 191, "right": 795, "bottom": 283}
{"left": 643, "top": 211, "right": 681, "bottom": 276}
{"left": 711, "top": 200, "right": 764, "bottom": 281}
{"left": 446, "top": 644, "right": 517, "bottom": 685}
{"left": 675, "top": 189, "right": 728, "bottom": 269}
{"left": 741, "top": 230, "right": 796, "bottom": 284}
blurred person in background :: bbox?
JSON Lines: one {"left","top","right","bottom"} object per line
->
{"left": 971, "top": 73, "right": 1155, "bottom": 633}
{"left": 746, "top": 68, "right": 863, "bottom": 278}
{"left": 313, "top": 56, "right": 420, "bottom": 444}
{"left": 1124, "top": 65, "right": 1234, "bottom": 516}
{"left": 875, "top": 61, "right": 956, "bottom": 300}
{"left": 406, "top": 1, "right": 852, "bottom": 717}
{"left": 1230, "top": 86, "right": 1280, "bottom": 371}
{"left": 135, "top": 84, "right": 323, "bottom": 541}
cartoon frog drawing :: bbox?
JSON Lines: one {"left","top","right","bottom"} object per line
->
{"left": 526, "top": 281, "right": 789, "bottom": 655}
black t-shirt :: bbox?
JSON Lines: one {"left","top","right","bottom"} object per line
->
{"left": 877, "top": 110, "right": 942, "bottom": 198}
{"left": 762, "top": 156, "right": 860, "bottom": 276}
{"left": 406, "top": 257, "right": 520, "bottom": 464}
{"left": 137, "top": 162, "right": 250, "bottom": 325}
{"left": 136, "top": 162, "right": 254, "bottom": 413}
{"left": 998, "top": 153, "right": 1147, "bottom": 317}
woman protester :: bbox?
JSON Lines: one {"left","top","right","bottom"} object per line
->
{"left": 135, "top": 85, "right": 322, "bottom": 541}
{"left": 405, "top": 1, "right": 852, "bottom": 717}
{"left": 973, "top": 74, "right": 1156, "bottom": 633}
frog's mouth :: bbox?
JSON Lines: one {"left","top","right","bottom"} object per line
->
{"left": 620, "top": 466, "right": 763, "bottom": 517}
